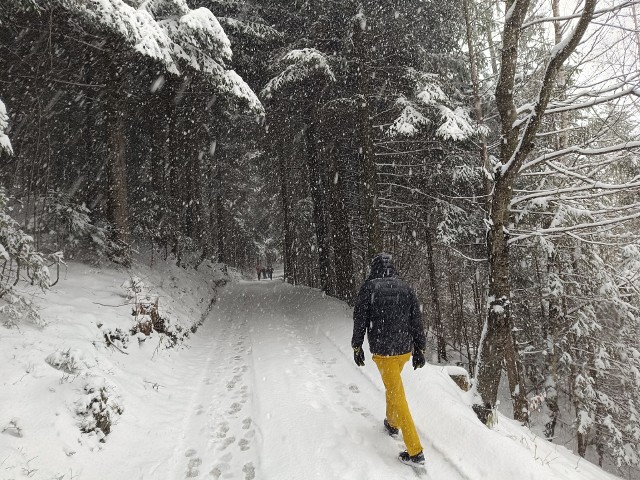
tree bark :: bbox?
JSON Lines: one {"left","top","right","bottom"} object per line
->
{"left": 352, "top": 9, "right": 382, "bottom": 261}
{"left": 328, "top": 142, "right": 354, "bottom": 303}
{"left": 361, "top": 98, "right": 382, "bottom": 260}
{"left": 104, "top": 81, "right": 129, "bottom": 246}
{"left": 215, "top": 142, "right": 225, "bottom": 264}
{"left": 279, "top": 136, "right": 294, "bottom": 284}
{"left": 426, "top": 224, "right": 446, "bottom": 362}
{"left": 305, "top": 119, "right": 330, "bottom": 293}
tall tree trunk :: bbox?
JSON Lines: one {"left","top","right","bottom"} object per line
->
{"left": 352, "top": 9, "right": 382, "bottom": 260}
{"left": 212, "top": 139, "right": 226, "bottom": 264}
{"left": 544, "top": 257, "right": 561, "bottom": 439}
{"left": 328, "top": 142, "right": 354, "bottom": 303}
{"left": 426, "top": 224, "right": 446, "bottom": 362}
{"left": 474, "top": 183, "right": 512, "bottom": 422}
{"left": 360, "top": 98, "right": 381, "bottom": 260}
{"left": 504, "top": 323, "right": 529, "bottom": 423}
{"left": 104, "top": 81, "right": 129, "bottom": 247}
{"left": 542, "top": 0, "right": 569, "bottom": 437}
{"left": 280, "top": 137, "right": 294, "bottom": 284}
{"left": 305, "top": 120, "right": 330, "bottom": 292}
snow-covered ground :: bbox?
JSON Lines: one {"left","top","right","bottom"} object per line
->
{"left": 0, "top": 263, "right": 623, "bottom": 480}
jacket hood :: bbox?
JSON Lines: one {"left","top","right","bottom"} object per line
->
{"left": 368, "top": 253, "right": 396, "bottom": 279}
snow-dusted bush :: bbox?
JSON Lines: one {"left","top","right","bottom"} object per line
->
{"left": 121, "top": 275, "right": 145, "bottom": 300}
{"left": 0, "top": 189, "right": 62, "bottom": 326}
{"left": 45, "top": 349, "right": 96, "bottom": 375}
{"left": 0, "top": 99, "right": 12, "bottom": 156}
{"left": 76, "top": 378, "right": 123, "bottom": 441}
{"left": 102, "top": 327, "right": 129, "bottom": 351}
{"left": 1, "top": 294, "right": 43, "bottom": 328}
{"left": 121, "top": 274, "right": 184, "bottom": 345}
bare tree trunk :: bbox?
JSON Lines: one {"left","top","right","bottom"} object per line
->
{"left": 215, "top": 146, "right": 225, "bottom": 264}
{"left": 360, "top": 99, "right": 382, "bottom": 260}
{"left": 104, "top": 84, "right": 129, "bottom": 246}
{"left": 504, "top": 324, "right": 529, "bottom": 423}
{"left": 280, "top": 137, "right": 294, "bottom": 284}
{"left": 305, "top": 120, "right": 330, "bottom": 293}
{"left": 328, "top": 142, "right": 355, "bottom": 303}
{"left": 426, "top": 223, "right": 446, "bottom": 362}
{"left": 544, "top": 258, "right": 561, "bottom": 439}
{"left": 352, "top": 9, "right": 382, "bottom": 261}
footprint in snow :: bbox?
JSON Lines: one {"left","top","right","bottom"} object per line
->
{"left": 228, "top": 402, "right": 242, "bottom": 414}
{"left": 227, "top": 374, "right": 242, "bottom": 391}
{"left": 185, "top": 452, "right": 202, "bottom": 478}
{"left": 210, "top": 461, "right": 230, "bottom": 480}
{"left": 242, "top": 417, "right": 252, "bottom": 430}
{"left": 219, "top": 436, "right": 236, "bottom": 451}
{"left": 216, "top": 422, "right": 229, "bottom": 438}
{"left": 243, "top": 462, "right": 256, "bottom": 480}
{"left": 349, "top": 384, "right": 360, "bottom": 393}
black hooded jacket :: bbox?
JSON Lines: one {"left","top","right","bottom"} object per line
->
{"left": 351, "top": 254, "right": 426, "bottom": 356}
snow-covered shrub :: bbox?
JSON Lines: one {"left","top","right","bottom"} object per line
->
{"left": 129, "top": 298, "right": 181, "bottom": 345}
{"left": 76, "top": 378, "right": 123, "bottom": 441}
{"left": 0, "top": 189, "right": 62, "bottom": 326}
{"left": 121, "top": 275, "right": 183, "bottom": 344}
{"left": 1, "top": 293, "right": 43, "bottom": 328}
{"left": 102, "top": 327, "right": 129, "bottom": 351}
{"left": 45, "top": 349, "right": 96, "bottom": 375}
{"left": 121, "top": 275, "right": 145, "bottom": 300}
{"left": 0, "top": 190, "right": 58, "bottom": 292}
{"left": 0, "top": 99, "right": 12, "bottom": 156}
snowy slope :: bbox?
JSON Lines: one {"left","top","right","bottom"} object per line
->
{"left": 0, "top": 266, "right": 622, "bottom": 480}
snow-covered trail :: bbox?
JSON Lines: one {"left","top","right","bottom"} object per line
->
{"left": 164, "top": 279, "right": 464, "bottom": 480}
{"left": 1, "top": 264, "right": 620, "bottom": 480}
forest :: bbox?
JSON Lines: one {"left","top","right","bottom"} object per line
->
{"left": 1, "top": 0, "right": 640, "bottom": 476}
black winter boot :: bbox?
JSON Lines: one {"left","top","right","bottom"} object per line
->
{"left": 399, "top": 450, "right": 425, "bottom": 465}
{"left": 384, "top": 419, "right": 399, "bottom": 436}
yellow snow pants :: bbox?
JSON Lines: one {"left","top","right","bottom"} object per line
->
{"left": 373, "top": 352, "right": 423, "bottom": 456}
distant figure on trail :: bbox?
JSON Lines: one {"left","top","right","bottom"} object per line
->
{"left": 267, "top": 265, "right": 273, "bottom": 280}
{"left": 261, "top": 266, "right": 267, "bottom": 280}
{"left": 256, "top": 264, "right": 263, "bottom": 280}
{"left": 351, "top": 253, "right": 426, "bottom": 467}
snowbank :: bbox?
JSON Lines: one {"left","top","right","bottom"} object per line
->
{"left": 0, "top": 258, "right": 228, "bottom": 478}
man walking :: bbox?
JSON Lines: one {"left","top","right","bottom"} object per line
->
{"left": 351, "top": 253, "right": 427, "bottom": 466}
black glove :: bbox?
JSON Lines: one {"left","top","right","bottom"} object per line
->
{"left": 353, "top": 346, "right": 365, "bottom": 367}
{"left": 412, "top": 349, "right": 426, "bottom": 369}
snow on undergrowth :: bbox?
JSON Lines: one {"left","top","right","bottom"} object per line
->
{"left": 0, "top": 257, "right": 232, "bottom": 477}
